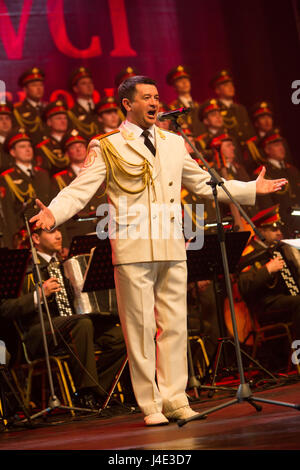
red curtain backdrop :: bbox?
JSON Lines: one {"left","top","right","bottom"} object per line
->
{"left": 0, "top": 0, "right": 300, "bottom": 156}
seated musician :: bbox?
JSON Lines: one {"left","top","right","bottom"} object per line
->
{"left": 0, "top": 225, "right": 130, "bottom": 410}
{"left": 238, "top": 205, "right": 300, "bottom": 342}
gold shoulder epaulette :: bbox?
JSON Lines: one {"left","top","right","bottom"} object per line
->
{"left": 94, "top": 130, "right": 120, "bottom": 141}
{"left": 162, "top": 129, "right": 177, "bottom": 135}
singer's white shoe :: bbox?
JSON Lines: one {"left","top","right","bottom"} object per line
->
{"left": 164, "top": 405, "right": 199, "bottom": 421}
{"left": 144, "top": 412, "right": 169, "bottom": 426}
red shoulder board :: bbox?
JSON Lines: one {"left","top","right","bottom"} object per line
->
{"left": 36, "top": 138, "right": 51, "bottom": 148}
{"left": 196, "top": 133, "right": 208, "bottom": 141}
{"left": 246, "top": 136, "right": 258, "bottom": 144}
{"left": 53, "top": 170, "right": 68, "bottom": 178}
{"left": 253, "top": 165, "right": 263, "bottom": 176}
{"left": 0, "top": 167, "right": 15, "bottom": 176}
{"left": 33, "top": 166, "right": 47, "bottom": 173}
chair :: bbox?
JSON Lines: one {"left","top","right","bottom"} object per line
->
{"left": 245, "top": 310, "right": 300, "bottom": 375}
{"left": 10, "top": 322, "right": 76, "bottom": 414}
{"left": 188, "top": 330, "right": 211, "bottom": 380}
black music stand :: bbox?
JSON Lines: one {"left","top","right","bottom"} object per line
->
{"left": 68, "top": 233, "right": 99, "bottom": 258}
{"left": 0, "top": 248, "right": 32, "bottom": 427}
{"left": 170, "top": 116, "right": 300, "bottom": 427}
{"left": 82, "top": 239, "right": 129, "bottom": 410}
{"left": 186, "top": 232, "right": 277, "bottom": 399}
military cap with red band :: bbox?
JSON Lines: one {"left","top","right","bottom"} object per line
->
{"left": 198, "top": 98, "right": 221, "bottom": 120}
{"left": 251, "top": 205, "right": 283, "bottom": 228}
{"left": 166, "top": 65, "right": 190, "bottom": 86}
{"left": 69, "top": 66, "right": 92, "bottom": 88}
{"left": 251, "top": 101, "right": 273, "bottom": 119}
{"left": 62, "top": 129, "right": 87, "bottom": 151}
{"left": 0, "top": 101, "right": 13, "bottom": 115}
{"left": 4, "top": 128, "right": 31, "bottom": 152}
{"left": 259, "top": 129, "right": 283, "bottom": 148}
{"left": 43, "top": 100, "right": 68, "bottom": 120}
{"left": 208, "top": 132, "right": 232, "bottom": 149}
{"left": 209, "top": 69, "right": 233, "bottom": 89}
{"left": 115, "top": 66, "right": 139, "bottom": 87}
{"left": 95, "top": 96, "right": 119, "bottom": 115}
{"left": 18, "top": 67, "right": 45, "bottom": 87}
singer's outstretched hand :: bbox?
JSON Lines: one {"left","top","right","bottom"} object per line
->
{"left": 29, "top": 199, "right": 55, "bottom": 231}
{"left": 255, "top": 166, "right": 287, "bottom": 194}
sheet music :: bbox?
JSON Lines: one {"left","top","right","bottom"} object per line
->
{"left": 282, "top": 239, "right": 300, "bottom": 250}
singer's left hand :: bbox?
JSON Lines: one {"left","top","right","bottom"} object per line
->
{"left": 256, "top": 166, "right": 288, "bottom": 194}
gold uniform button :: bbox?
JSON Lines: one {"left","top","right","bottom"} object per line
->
{"left": 170, "top": 198, "right": 174, "bottom": 203}
{"left": 169, "top": 181, "right": 173, "bottom": 186}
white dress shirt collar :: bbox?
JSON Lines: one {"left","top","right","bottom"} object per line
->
{"left": 26, "top": 98, "right": 42, "bottom": 109}
{"left": 178, "top": 95, "right": 193, "bottom": 108}
{"left": 124, "top": 120, "right": 155, "bottom": 142}
{"left": 268, "top": 158, "right": 285, "bottom": 169}
{"left": 220, "top": 98, "right": 233, "bottom": 108}
{"left": 37, "top": 251, "right": 57, "bottom": 264}
{"left": 70, "top": 163, "right": 82, "bottom": 176}
{"left": 77, "top": 98, "right": 95, "bottom": 112}
{"left": 16, "top": 162, "right": 33, "bottom": 175}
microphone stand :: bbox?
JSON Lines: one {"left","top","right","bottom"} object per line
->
{"left": 169, "top": 117, "right": 300, "bottom": 427}
{"left": 22, "top": 215, "right": 99, "bottom": 421}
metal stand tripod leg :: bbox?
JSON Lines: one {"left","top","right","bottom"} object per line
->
{"left": 0, "top": 365, "right": 32, "bottom": 427}
{"left": 206, "top": 337, "right": 278, "bottom": 398}
{"left": 21, "top": 217, "right": 100, "bottom": 424}
{"left": 187, "top": 335, "right": 236, "bottom": 397}
{"left": 176, "top": 176, "right": 300, "bottom": 427}
{"left": 100, "top": 356, "right": 128, "bottom": 411}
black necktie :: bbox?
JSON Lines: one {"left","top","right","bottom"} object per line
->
{"left": 142, "top": 130, "right": 156, "bottom": 156}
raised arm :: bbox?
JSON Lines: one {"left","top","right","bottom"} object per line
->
{"left": 30, "top": 140, "right": 107, "bottom": 230}
{"left": 181, "top": 145, "right": 287, "bottom": 205}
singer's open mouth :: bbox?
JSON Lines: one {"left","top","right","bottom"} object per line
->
{"left": 147, "top": 109, "right": 156, "bottom": 118}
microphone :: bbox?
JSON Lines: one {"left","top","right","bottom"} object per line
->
{"left": 157, "top": 107, "right": 191, "bottom": 122}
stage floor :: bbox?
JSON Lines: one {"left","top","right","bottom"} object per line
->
{"left": 1, "top": 378, "right": 300, "bottom": 452}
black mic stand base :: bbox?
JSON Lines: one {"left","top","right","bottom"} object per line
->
{"left": 171, "top": 117, "right": 300, "bottom": 427}
{"left": 178, "top": 381, "right": 300, "bottom": 427}
{"left": 25, "top": 394, "right": 100, "bottom": 423}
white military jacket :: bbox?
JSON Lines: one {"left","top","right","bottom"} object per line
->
{"left": 49, "top": 121, "right": 256, "bottom": 265}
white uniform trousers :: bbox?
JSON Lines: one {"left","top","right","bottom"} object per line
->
{"left": 114, "top": 260, "right": 189, "bottom": 416}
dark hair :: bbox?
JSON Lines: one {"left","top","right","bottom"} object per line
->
{"left": 118, "top": 75, "right": 157, "bottom": 116}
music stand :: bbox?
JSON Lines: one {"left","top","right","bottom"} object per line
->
{"left": 68, "top": 233, "right": 99, "bottom": 258}
{"left": 170, "top": 116, "right": 300, "bottom": 427}
{"left": 82, "top": 239, "right": 115, "bottom": 292}
{"left": 82, "top": 239, "right": 128, "bottom": 410}
{"left": 186, "top": 232, "right": 277, "bottom": 398}
{"left": 0, "top": 248, "right": 32, "bottom": 427}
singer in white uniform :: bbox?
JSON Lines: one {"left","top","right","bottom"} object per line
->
{"left": 30, "top": 76, "right": 287, "bottom": 426}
